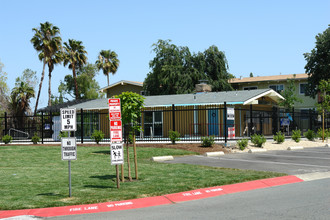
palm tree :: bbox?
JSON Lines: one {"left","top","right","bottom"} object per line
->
{"left": 31, "top": 21, "right": 62, "bottom": 114}
{"left": 10, "top": 81, "right": 35, "bottom": 128}
{"left": 95, "top": 50, "right": 119, "bottom": 86}
{"left": 63, "top": 39, "right": 88, "bottom": 99}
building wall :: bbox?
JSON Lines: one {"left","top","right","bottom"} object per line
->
{"left": 232, "top": 79, "right": 316, "bottom": 109}
{"left": 106, "top": 84, "right": 143, "bottom": 98}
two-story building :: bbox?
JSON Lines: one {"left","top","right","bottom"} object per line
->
{"left": 229, "top": 73, "right": 316, "bottom": 110}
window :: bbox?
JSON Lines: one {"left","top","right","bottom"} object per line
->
{"left": 299, "top": 83, "right": 308, "bottom": 95}
{"left": 269, "top": 84, "right": 284, "bottom": 93}
{"left": 143, "top": 111, "right": 163, "bottom": 137}
{"left": 243, "top": 86, "right": 258, "bottom": 90}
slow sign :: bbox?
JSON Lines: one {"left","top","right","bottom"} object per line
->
{"left": 110, "top": 143, "right": 124, "bottom": 165}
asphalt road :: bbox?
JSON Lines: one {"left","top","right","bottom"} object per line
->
{"left": 165, "top": 147, "right": 330, "bottom": 175}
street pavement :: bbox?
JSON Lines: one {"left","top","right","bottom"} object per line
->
{"left": 47, "top": 178, "right": 330, "bottom": 220}
{"left": 165, "top": 147, "right": 330, "bottom": 175}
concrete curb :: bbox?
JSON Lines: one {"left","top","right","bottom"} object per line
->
{"left": 287, "top": 146, "right": 304, "bottom": 150}
{"left": 248, "top": 148, "right": 267, "bottom": 153}
{"left": 151, "top": 156, "right": 174, "bottom": 162}
{"left": 204, "top": 151, "right": 225, "bottom": 157}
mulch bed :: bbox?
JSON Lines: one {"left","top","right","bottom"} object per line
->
{"left": 3, "top": 143, "right": 232, "bottom": 155}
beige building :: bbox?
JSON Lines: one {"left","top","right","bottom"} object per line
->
{"left": 99, "top": 80, "right": 143, "bottom": 98}
{"left": 229, "top": 73, "right": 317, "bottom": 110}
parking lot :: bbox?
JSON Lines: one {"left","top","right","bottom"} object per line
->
{"left": 165, "top": 147, "right": 330, "bottom": 175}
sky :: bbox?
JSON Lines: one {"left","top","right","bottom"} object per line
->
{"left": 0, "top": 0, "right": 329, "bottom": 109}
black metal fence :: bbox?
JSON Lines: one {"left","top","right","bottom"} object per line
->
{"left": 0, "top": 106, "right": 329, "bottom": 143}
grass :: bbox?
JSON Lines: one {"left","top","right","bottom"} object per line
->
{"left": 0, "top": 145, "right": 285, "bottom": 210}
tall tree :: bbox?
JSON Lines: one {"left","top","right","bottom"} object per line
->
{"left": 95, "top": 50, "right": 119, "bottom": 86}
{"left": 144, "top": 40, "right": 232, "bottom": 95}
{"left": 31, "top": 21, "right": 62, "bottom": 113}
{"left": 304, "top": 25, "right": 330, "bottom": 98}
{"left": 316, "top": 79, "right": 330, "bottom": 142}
{"left": 9, "top": 77, "right": 35, "bottom": 128}
{"left": 145, "top": 40, "right": 203, "bottom": 95}
{"left": 203, "top": 45, "right": 233, "bottom": 92}
{"left": 63, "top": 39, "right": 88, "bottom": 99}
{"left": 0, "top": 60, "right": 9, "bottom": 113}
{"left": 57, "top": 63, "right": 103, "bottom": 100}
{"left": 278, "top": 74, "right": 303, "bottom": 111}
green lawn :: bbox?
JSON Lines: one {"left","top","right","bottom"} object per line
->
{"left": 0, "top": 145, "right": 285, "bottom": 210}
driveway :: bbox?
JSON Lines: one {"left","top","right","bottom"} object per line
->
{"left": 165, "top": 147, "right": 330, "bottom": 175}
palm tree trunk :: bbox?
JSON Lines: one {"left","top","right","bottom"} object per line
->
{"left": 34, "top": 61, "right": 46, "bottom": 115}
{"left": 72, "top": 66, "right": 79, "bottom": 99}
{"left": 48, "top": 69, "right": 52, "bottom": 107}
{"left": 107, "top": 74, "right": 109, "bottom": 86}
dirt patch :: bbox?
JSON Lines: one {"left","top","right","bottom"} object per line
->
{"left": 3, "top": 143, "right": 231, "bottom": 155}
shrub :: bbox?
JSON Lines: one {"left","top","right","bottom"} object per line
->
{"left": 251, "top": 134, "right": 266, "bottom": 148}
{"left": 237, "top": 139, "right": 248, "bottom": 151}
{"left": 91, "top": 130, "right": 104, "bottom": 144}
{"left": 31, "top": 133, "right": 40, "bottom": 144}
{"left": 201, "top": 136, "right": 215, "bottom": 147}
{"left": 2, "top": 134, "right": 12, "bottom": 144}
{"left": 291, "top": 129, "right": 301, "bottom": 143}
{"left": 169, "top": 130, "right": 180, "bottom": 144}
{"left": 273, "top": 131, "right": 285, "bottom": 144}
{"left": 303, "top": 129, "right": 316, "bottom": 141}
{"left": 58, "top": 131, "right": 68, "bottom": 139}
{"left": 317, "top": 128, "right": 330, "bottom": 140}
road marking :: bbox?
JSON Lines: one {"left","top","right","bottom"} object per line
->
{"left": 247, "top": 153, "right": 330, "bottom": 160}
{"left": 217, "top": 157, "right": 330, "bottom": 169}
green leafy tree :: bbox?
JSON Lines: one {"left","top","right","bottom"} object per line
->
{"left": 250, "top": 72, "right": 254, "bottom": 77}
{"left": 316, "top": 79, "right": 330, "bottom": 142}
{"left": 31, "top": 21, "right": 62, "bottom": 113}
{"left": 114, "top": 92, "right": 145, "bottom": 181}
{"left": 9, "top": 77, "right": 35, "bottom": 128}
{"left": 0, "top": 60, "right": 9, "bottom": 113}
{"left": 145, "top": 40, "right": 202, "bottom": 95}
{"left": 63, "top": 39, "right": 88, "bottom": 99}
{"left": 95, "top": 50, "right": 119, "bottom": 86}
{"left": 304, "top": 25, "right": 330, "bottom": 98}
{"left": 278, "top": 74, "right": 303, "bottom": 111}
{"left": 57, "top": 63, "right": 103, "bottom": 100}
{"left": 203, "top": 45, "right": 233, "bottom": 92}
{"left": 144, "top": 40, "right": 233, "bottom": 95}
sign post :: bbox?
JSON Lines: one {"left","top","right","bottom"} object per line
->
{"left": 60, "top": 108, "right": 77, "bottom": 197}
{"left": 108, "top": 98, "right": 123, "bottom": 189}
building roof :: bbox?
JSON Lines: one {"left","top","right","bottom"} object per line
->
{"left": 99, "top": 80, "right": 143, "bottom": 93}
{"left": 229, "top": 73, "right": 308, "bottom": 84}
{"left": 68, "top": 89, "right": 284, "bottom": 110}
{"left": 37, "top": 99, "right": 92, "bottom": 112}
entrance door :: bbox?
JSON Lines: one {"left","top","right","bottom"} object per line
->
{"left": 208, "top": 109, "right": 219, "bottom": 136}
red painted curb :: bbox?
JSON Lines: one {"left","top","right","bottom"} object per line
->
{"left": 0, "top": 196, "right": 172, "bottom": 218}
{"left": 164, "top": 175, "right": 303, "bottom": 203}
{"left": 0, "top": 175, "right": 303, "bottom": 218}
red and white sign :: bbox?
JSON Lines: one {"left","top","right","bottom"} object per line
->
{"left": 108, "top": 98, "right": 121, "bottom": 121}
{"left": 110, "top": 120, "right": 122, "bottom": 142}
{"left": 228, "top": 127, "right": 235, "bottom": 139}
